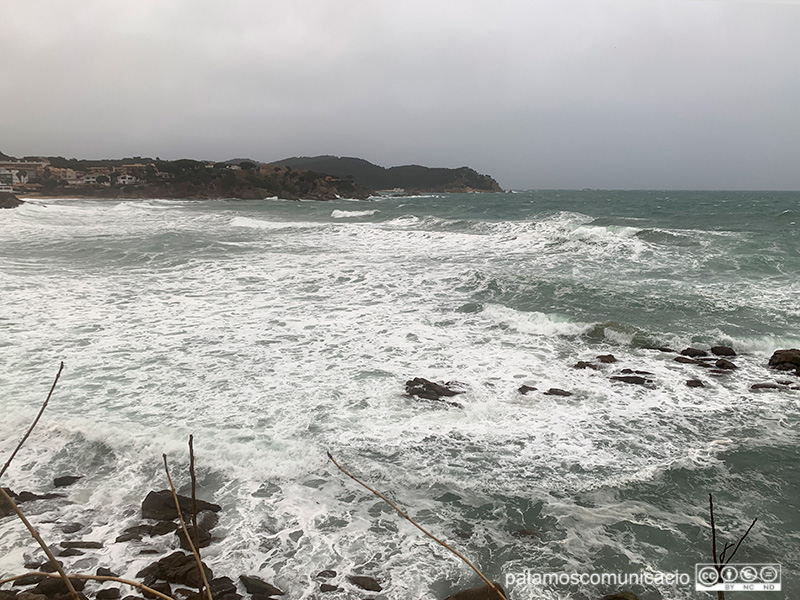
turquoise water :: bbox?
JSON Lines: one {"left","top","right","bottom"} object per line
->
{"left": 1, "top": 191, "right": 798, "bottom": 599}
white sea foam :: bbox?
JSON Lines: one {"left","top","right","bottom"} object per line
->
{"left": 330, "top": 209, "right": 378, "bottom": 218}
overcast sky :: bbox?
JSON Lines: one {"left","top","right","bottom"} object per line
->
{"left": 1, "top": 0, "right": 798, "bottom": 189}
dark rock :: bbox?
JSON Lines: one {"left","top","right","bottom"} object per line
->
{"left": 15, "top": 594, "right": 47, "bottom": 600}
{"left": 13, "top": 576, "right": 44, "bottom": 587}
{"left": 405, "top": 377, "right": 463, "bottom": 400}
{"left": 60, "top": 523, "right": 83, "bottom": 534}
{"left": 650, "top": 346, "right": 675, "bottom": 353}
{"left": 751, "top": 383, "right": 780, "bottom": 390}
{"left": 169, "top": 589, "right": 202, "bottom": 600}
{"left": 620, "top": 368, "right": 652, "bottom": 375}
{"left": 686, "top": 379, "right": 705, "bottom": 388}
{"left": 239, "top": 576, "right": 284, "bottom": 597}
{"left": 136, "top": 552, "right": 213, "bottom": 587}
{"left": 444, "top": 583, "right": 506, "bottom": 600}
{"left": 715, "top": 359, "right": 737, "bottom": 370}
{"left": 543, "top": 388, "right": 572, "bottom": 396}
{"left": 711, "top": 346, "right": 736, "bottom": 357}
{"left": 681, "top": 347, "right": 708, "bottom": 358}
{"left": 16, "top": 492, "right": 65, "bottom": 502}
{"left": 209, "top": 577, "right": 237, "bottom": 598}
{"left": 319, "top": 584, "right": 339, "bottom": 593}
{"left": 53, "top": 476, "right": 83, "bottom": 488}
{"left": 32, "top": 577, "right": 86, "bottom": 596}
{"left": 197, "top": 511, "right": 219, "bottom": 532}
{"left": 596, "top": 354, "right": 617, "bottom": 364}
{"left": 768, "top": 348, "right": 800, "bottom": 374}
{"left": 141, "top": 490, "right": 221, "bottom": 521}
{"left": 143, "top": 582, "right": 171, "bottom": 600}
{"left": 315, "top": 571, "right": 337, "bottom": 580}
{"left": 218, "top": 594, "right": 242, "bottom": 600}
{"left": 674, "top": 356, "right": 710, "bottom": 367}
{"left": 97, "top": 568, "right": 119, "bottom": 578}
{"left": 610, "top": 376, "right": 648, "bottom": 385}
{"left": 96, "top": 589, "right": 121, "bottom": 600}
{"left": 38, "top": 560, "right": 64, "bottom": 573}
{"left": 121, "top": 596, "right": 145, "bottom": 600}
{"left": 176, "top": 525, "right": 212, "bottom": 550}
{"left": 0, "top": 590, "right": 18, "bottom": 600}
{"left": 61, "top": 541, "right": 103, "bottom": 549}
{"left": 0, "top": 192, "right": 24, "bottom": 209}
{"left": 574, "top": 361, "right": 598, "bottom": 370}
{"left": 346, "top": 576, "right": 381, "bottom": 592}
{"left": 517, "top": 385, "right": 536, "bottom": 395}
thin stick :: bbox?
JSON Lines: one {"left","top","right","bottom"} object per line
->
{"left": 0, "top": 362, "right": 64, "bottom": 480}
{"left": 709, "top": 494, "right": 724, "bottom": 600}
{"left": 0, "top": 572, "right": 177, "bottom": 600}
{"left": 723, "top": 518, "right": 758, "bottom": 565}
{"left": 327, "top": 452, "right": 505, "bottom": 600}
{"left": 163, "top": 454, "right": 213, "bottom": 600}
{"left": 0, "top": 487, "right": 80, "bottom": 600}
{"left": 188, "top": 434, "right": 201, "bottom": 598}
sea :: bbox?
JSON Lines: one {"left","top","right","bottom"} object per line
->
{"left": 1, "top": 190, "right": 798, "bottom": 600}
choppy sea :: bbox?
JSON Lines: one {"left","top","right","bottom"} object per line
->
{"left": 1, "top": 190, "right": 798, "bottom": 600}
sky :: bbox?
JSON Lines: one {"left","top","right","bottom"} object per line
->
{"left": 1, "top": 0, "right": 799, "bottom": 189}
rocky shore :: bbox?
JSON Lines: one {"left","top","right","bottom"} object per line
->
{"left": 0, "top": 192, "right": 24, "bottom": 209}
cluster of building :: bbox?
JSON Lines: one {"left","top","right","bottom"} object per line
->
{"left": 0, "top": 159, "right": 154, "bottom": 193}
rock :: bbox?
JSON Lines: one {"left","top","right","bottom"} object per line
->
{"left": 38, "top": 560, "right": 64, "bottom": 572}
{"left": 319, "top": 584, "right": 339, "bottom": 593}
{"left": 0, "top": 592, "right": 17, "bottom": 600}
{"left": 715, "top": 359, "right": 737, "bottom": 370}
{"left": 60, "top": 522, "right": 83, "bottom": 534}
{"left": 15, "top": 491, "right": 65, "bottom": 502}
{"left": 13, "top": 576, "right": 45, "bottom": 587}
{"left": 405, "top": 377, "right": 463, "bottom": 400}
{"left": 610, "top": 375, "right": 648, "bottom": 385}
{"left": 649, "top": 346, "right": 675, "bottom": 353}
{"left": 598, "top": 593, "right": 640, "bottom": 600}
{"left": 686, "top": 379, "right": 705, "bottom": 388}
{"left": 141, "top": 490, "right": 221, "bottom": 521}
{"left": 346, "top": 576, "right": 381, "bottom": 592}
{"left": 444, "top": 583, "right": 506, "bottom": 600}
{"left": 143, "top": 582, "right": 171, "bottom": 600}
{"left": 61, "top": 541, "right": 103, "bottom": 549}
{"left": 681, "top": 347, "right": 708, "bottom": 358}
{"left": 315, "top": 571, "right": 337, "bottom": 579}
{"left": 517, "top": 385, "right": 537, "bottom": 395}
{"left": 574, "top": 361, "right": 598, "bottom": 370}
{"left": 543, "top": 388, "right": 572, "bottom": 396}
{"left": 711, "top": 346, "right": 736, "bottom": 357}
{"left": 96, "top": 589, "right": 122, "bottom": 600}
{"left": 674, "top": 356, "right": 710, "bottom": 367}
{"left": 137, "top": 551, "right": 213, "bottom": 587}
{"left": 239, "top": 576, "right": 284, "bottom": 597}
{"left": 97, "top": 568, "right": 120, "bottom": 578}
{"left": 15, "top": 594, "right": 46, "bottom": 600}
{"left": 596, "top": 354, "right": 617, "bottom": 364}
{"left": 620, "top": 368, "right": 652, "bottom": 375}
{"left": 53, "top": 476, "right": 83, "bottom": 488}
{"left": 176, "top": 525, "right": 212, "bottom": 550}
{"left": 751, "top": 383, "right": 780, "bottom": 390}
{"left": 31, "top": 577, "right": 86, "bottom": 596}
{"left": 0, "top": 192, "right": 24, "bottom": 209}
{"left": 768, "top": 349, "right": 800, "bottom": 375}
{"left": 209, "top": 577, "right": 237, "bottom": 598}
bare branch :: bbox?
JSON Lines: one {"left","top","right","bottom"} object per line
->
{"left": 0, "top": 362, "right": 64, "bottom": 480}
{"left": 0, "top": 572, "right": 178, "bottom": 600}
{"left": 163, "top": 454, "right": 213, "bottom": 600}
{"left": 189, "top": 434, "right": 201, "bottom": 598}
{"left": 724, "top": 518, "right": 758, "bottom": 565}
{"left": 327, "top": 451, "right": 506, "bottom": 600}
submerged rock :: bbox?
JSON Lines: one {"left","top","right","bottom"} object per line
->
{"left": 610, "top": 375, "right": 649, "bottom": 385}
{"left": 686, "top": 379, "right": 705, "bottom": 388}
{"left": 517, "top": 385, "right": 537, "bottom": 395}
{"left": 574, "top": 361, "right": 598, "bottom": 370}
{"left": 141, "top": 490, "right": 221, "bottom": 521}
{"left": 543, "top": 388, "right": 572, "bottom": 396}
{"left": 346, "top": 575, "right": 382, "bottom": 592}
{"left": 751, "top": 383, "right": 780, "bottom": 390}
{"left": 53, "top": 476, "right": 83, "bottom": 488}
{"left": 405, "top": 377, "right": 463, "bottom": 400}
{"left": 596, "top": 354, "right": 617, "bottom": 364}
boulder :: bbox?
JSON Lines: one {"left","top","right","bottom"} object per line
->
{"left": 141, "top": 490, "right": 221, "bottom": 521}
{"left": 681, "top": 347, "right": 708, "bottom": 358}
{"left": 53, "top": 476, "right": 83, "bottom": 488}
{"left": 517, "top": 385, "right": 537, "bottom": 395}
{"left": 97, "top": 568, "right": 120, "bottom": 578}
{"left": 136, "top": 551, "right": 213, "bottom": 587}
{"left": 60, "top": 522, "right": 83, "bottom": 534}
{"left": 444, "top": 583, "right": 506, "bottom": 600}
{"left": 176, "top": 525, "right": 212, "bottom": 550}
{"left": 31, "top": 577, "right": 86, "bottom": 596}
{"left": 346, "top": 576, "right": 381, "bottom": 592}
{"left": 61, "top": 540, "right": 103, "bottom": 549}
{"left": 239, "top": 576, "right": 284, "bottom": 597}
{"left": 405, "top": 377, "right": 463, "bottom": 400}
{"left": 596, "top": 354, "right": 617, "bottom": 364}
{"left": 543, "top": 388, "right": 572, "bottom": 396}
{"left": 610, "top": 376, "right": 648, "bottom": 385}
{"left": 686, "top": 379, "right": 705, "bottom": 388}
{"left": 315, "top": 570, "right": 337, "bottom": 579}
{"left": 143, "top": 581, "right": 171, "bottom": 600}
{"left": 319, "top": 584, "right": 339, "bottom": 593}
{"left": 715, "top": 359, "right": 737, "bottom": 370}
{"left": 768, "top": 349, "right": 800, "bottom": 375}
{"left": 0, "top": 192, "right": 24, "bottom": 209}
{"left": 751, "top": 383, "right": 780, "bottom": 390}
{"left": 674, "top": 356, "right": 710, "bottom": 367}
{"left": 96, "top": 589, "right": 122, "bottom": 600}
{"left": 574, "top": 361, "right": 598, "bottom": 370}
{"left": 711, "top": 346, "right": 736, "bottom": 357}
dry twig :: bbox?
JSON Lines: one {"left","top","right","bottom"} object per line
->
{"left": 0, "top": 572, "right": 177, "bottom": 600}
{"left": 163, "top": 454, "right": 213, "bottom": 600}
{"left": 327, "top": 451, "right": 506, "bottom": 600}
